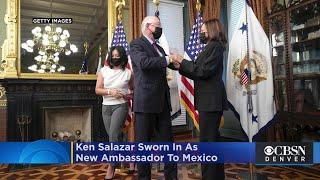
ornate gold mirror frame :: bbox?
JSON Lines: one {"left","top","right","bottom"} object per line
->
{"left": 0, "top": 0, "right": 117, "bottom": 80}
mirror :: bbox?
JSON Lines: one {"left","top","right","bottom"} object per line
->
{"left": 20, "top": 0, "right": 108, "bottom": 74}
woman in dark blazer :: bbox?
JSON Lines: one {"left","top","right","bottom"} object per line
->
{"left": 172, "top": 19, "right": 228, "bottom": 180}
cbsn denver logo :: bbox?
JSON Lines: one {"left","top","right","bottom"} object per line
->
{"left": 256, "top": 143, "right": 313, "bottom": 164}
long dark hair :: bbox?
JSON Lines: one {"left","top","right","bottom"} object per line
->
{"left": 203, "top": 19, "right": 227, "bottom": 48}
{"left": 107, "top": 46, "right": 128, "bottom": 70}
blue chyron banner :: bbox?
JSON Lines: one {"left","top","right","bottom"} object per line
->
{"left": 314, "top": 142, "right": 320, "bottom": 163}
{"left": 0, "top": 141, "right": 319, "bottom": 164}
{"left": 73, "top": 142, "right": 255, "bottom": 163}
{"left": 0, "top": 140, "right": 70, "bottom": 164}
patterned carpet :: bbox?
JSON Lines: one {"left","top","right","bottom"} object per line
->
{"left": 0, "top": 163, "right": 319, "bottom": 179}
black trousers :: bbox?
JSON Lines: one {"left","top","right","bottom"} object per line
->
{"left": 134, "top": 102, "right": 177, "bottom": 180}
{"left": 199, "top": 111, "right": 225, "bottom": 180}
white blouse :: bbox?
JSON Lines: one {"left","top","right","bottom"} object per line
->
{"left": 100, "top": 66, "right": 131, "bottom": 105}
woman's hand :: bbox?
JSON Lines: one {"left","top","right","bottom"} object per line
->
{"left": 173, "top": 62, "right": 180, "bottom": 69}
{"left": 170, "top": 54, "right": 184, "bottom": 64}
{"left": 108, "top": 88, "right": 124, "bottom": 99}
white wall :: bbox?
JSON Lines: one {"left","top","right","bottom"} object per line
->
{"left": 227, "top": 0, "right": 245, "bottom": 40}
{"left": 147, "top": 0, "right": 185, "bottom": 54}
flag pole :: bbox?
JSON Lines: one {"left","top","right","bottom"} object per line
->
{"left": 245, "top": 2, "right": 254, "bottom": 180}
{"left": 153, "top": 0, "right": 166, "bottom": 173}
{"left": 194, "top": 0, "right": 202, "bottom": 177}
{"left": 114, "top": 0, "right": 128, "bottom": 174}
{"left": 79, "top": 42, "right": 89, "bottom": 74}
{"left": 153, "top": 0, "right": 160, "bottom": 12}
{"left": 96, "top": 45, "right": 102, "bottom": 73}
{"left": 242, "top": 2, "right": 265, "bottom": 180}
{"left": 246, "top": 4, "right": 253, "bottom": 115}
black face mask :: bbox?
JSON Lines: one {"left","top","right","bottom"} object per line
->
{"left": 110, "top": 57, "right": 122, "bottom": 67}
{"left": 152, "top": 27, "right": 163, "bottom": 39}
{"left": 199, "top": 32, "right": 208, "bottom": 44}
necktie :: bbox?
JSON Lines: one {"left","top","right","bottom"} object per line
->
{"left": 153, "top": 42, "right": 167, "bottom": 76}
{"left": 152, "top": 42, "right": 163, "bottom": 57}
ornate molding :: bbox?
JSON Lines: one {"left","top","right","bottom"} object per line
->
{"left": 37, "top": 95, "right": 98, "bottom": 102}
{"left": 0, "top": 0, "right": 19, "bottom": 78}
{"left": 5, "top": 84, "right": 96, "bottom": 93}
{"left": 0, "top": 86, "right": 7, "bottom": 107}
{"left": 271, "top": 3, "right": 286, "bottom": 14}
{"left": 108, "top": 0, "right": 117, "bottom": 47}
{"left": 34, "top": 85, "right": 95, "bottom": 93}
{"left": 289, "top": 0, "right": 304, "bottom": 6}
{"left": 0, "top": 0, "right": 103, "bottom": 80}
{"left": 269, "top": 13, "right": 286, "bottom": 33}
{"left": 19, "top": 73, "right": 97, "bottom": 80}
{"left": 7, "top": 85, "right": 33, "bottom": 92}
{"left": 0, "top": 100, "right": 7, "bottom": 107}
{"left": 0, "top": 87, "right": 6, "bottom": 98}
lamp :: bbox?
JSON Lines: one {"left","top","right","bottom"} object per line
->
{"left": 21, "top": 0, "right": 77, "bottom": 73}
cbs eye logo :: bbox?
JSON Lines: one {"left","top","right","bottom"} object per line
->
{"left": 264, "top": 146, "right": 274, "bottom": 156}
{"left": 19, "top": 140, "right": 70, "bottom": 164}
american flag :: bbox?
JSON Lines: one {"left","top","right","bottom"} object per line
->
{"left": 106, "top": 21, "right": 133, "bottom": 126}
{"left": 111, "top": 22, "right": 129, "bottom": 53}
{"left": 104, "top": 21, "right": 132, "bottom": 69}
{"left": 179, "top": 13, "right": 205, "bottom": 130}
{"left": 79, "top": 55, "right": 88, "bottom": 73}
{"left": 241, "top": 69, "right": 249, "bottom": 85}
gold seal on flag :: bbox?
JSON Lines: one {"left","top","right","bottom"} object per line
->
{"left": 232, "top": 50, "right": 268, "bottom": 91}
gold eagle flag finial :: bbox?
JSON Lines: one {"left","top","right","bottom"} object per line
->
{"left": 114, "top": 0, "right": 125, "bottom": 8}
{"left": 153, "top": 0, "right": 160, "bottom": 6}
{"left": 114, "top": 0, "right": 126, "bottom": 21}
{"left": 196, "top": 0, "right": 201, "bottom": 13}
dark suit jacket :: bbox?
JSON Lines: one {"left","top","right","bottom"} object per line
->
{"left": 179, "top": 41, "right": 228, "bottom": 112}
{"left": 130, "top": 36, "right": 174, "bottom": 113}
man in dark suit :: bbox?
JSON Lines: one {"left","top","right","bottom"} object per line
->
{"left": 129, "top": 16, "right": 178, "bottom": 180}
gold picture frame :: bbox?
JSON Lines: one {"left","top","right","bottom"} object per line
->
{"left": 0, "top": 0, "right": 118, "bottom": 80}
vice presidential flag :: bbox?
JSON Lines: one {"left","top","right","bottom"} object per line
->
{"left": 226, "top": 1, "right": 276, "bottom": 141}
